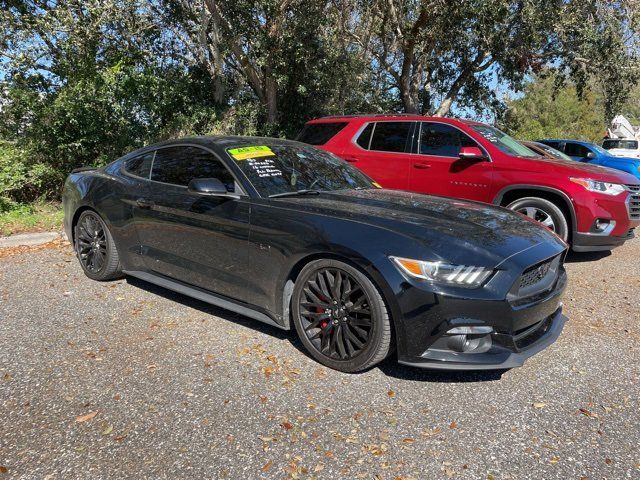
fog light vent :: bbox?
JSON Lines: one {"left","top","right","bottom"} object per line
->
{"left": 447, "top": 326, "right": 494, "bottom": 335}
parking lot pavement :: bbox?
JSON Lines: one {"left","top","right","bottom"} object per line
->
{"left": 0, "top": 239, "right": 638, "bottom": 480}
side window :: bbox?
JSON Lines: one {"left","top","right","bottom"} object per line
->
{"left": 369, "top": 122, "right": 413, "bottom": 153}
{"left": 151, "top": 146, "right": 236, "bottom": 191}
{"left": 419, "top": 122, "right": 477, "bottom": 157}
{"left": 296, "top": 122, "right": 347, "bottom": 145}
{"left": 356, "top": 123, "right": 374, "bottom": 149}
{"left": 124, "top": 152, "right": 154, "bottom": 178}
{"left": 564, "top": 143, "right": 589, "bottom": 158}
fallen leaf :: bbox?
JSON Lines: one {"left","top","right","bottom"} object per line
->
{"left": 102, "top": 424, "right": 113, "bottom": 435}
{"left": 533, "top": 402, "right": 546, "bottom": 409}
{"left": 449, "top": 421, "right": 457, "bottom": 429}
{"left": 605, "top": 458, "right": 612, "bottom": 465}
{"left": 549, "top": 456, "right": 560, "bottom": 464}
{"left": 578, "top": 408, "right": 598, "bottom": 418}
{"left": 387, "top": 390, "right": 396, "bottom": 398}
{"left": 281, "top": 421, "right": 294, "bottom": 430}
{"left": 75, "top": 411, "right": 98, "bottom": 423}
{"left": 314, "top": 463, "right": 324, "bottom": 472}
{"left": 261, "top": 460, "right": 273, "bottom": 472}
{"left": 402, "top": 438, "right": 415, "bottom": 444}
{"left": 0, "top": 466, "right": 7, "bottom": 474}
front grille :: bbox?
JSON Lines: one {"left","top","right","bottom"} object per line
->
{"left": 510, "top": 254, "right": 562, "bottom": 305}
{"left": 519, "top": 260, "right": 552, "bottom": 290}
{"left": 627, "top": 185, "right": 640, "bottom": 220}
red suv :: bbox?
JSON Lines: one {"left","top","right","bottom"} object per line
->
{"left": 297, "top": 115, "right": 640, "bottom": 252}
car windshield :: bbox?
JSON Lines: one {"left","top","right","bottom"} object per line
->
{"left": 535, "top": 143, "right": 573, "bottom": 161}
{"left": 589, "top": 143, "right": 611, "bottom": 156}
{"left": 471, "top": 124, "right": 539, "bottom": 157}
{"left": 226, "top": 144, "right": 373, "bottom": 197}
{"left": 602, "top": 139, "right": 638, "bottom": 150}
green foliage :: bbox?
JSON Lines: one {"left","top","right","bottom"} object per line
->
{"left": 0, "top": 0, "right": 638, "bottom": 204}
{"left": 501, "top": 76, "right": 606, "bottom": 142}
{"left": 0, "top": 201, "right": 63, "bottom": 236}
{"left": 0, "top": 141, "right": 61, "bottom": 204}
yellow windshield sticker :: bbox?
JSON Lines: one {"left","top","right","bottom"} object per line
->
{"left": 372, "top": 182, "right": 383, "bottom": 189}
{"left": 228, "top": 145, "right": 275, "bottom": 160}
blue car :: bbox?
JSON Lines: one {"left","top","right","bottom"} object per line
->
{"left": 538, "top": 139, "right": 640, "bottom": 180}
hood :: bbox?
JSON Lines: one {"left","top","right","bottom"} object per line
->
{"left": 521, "top": 156, "right": 638, "bottom": 183}
{"left": 276, "top": 189, "right": 566, "bottom": 268}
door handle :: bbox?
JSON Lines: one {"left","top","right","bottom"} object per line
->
{"left": 136, "top": 198, "right": 155, "bottom": 209}
{"left": 413, "top": 162, "right": 431, "bottom": 169}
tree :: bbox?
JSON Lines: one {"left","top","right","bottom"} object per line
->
{"left": 500, "top": 75, "right": 606, "bottom": 142}
{"left": 341, "top": 0, "right": 640, "bottom": 117}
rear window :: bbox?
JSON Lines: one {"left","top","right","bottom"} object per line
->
{"left": 296, "top": 122, "right": 347, "bottom": 145}
{"left": 602, "top": 139, "right": 638, "bottom": 150}
{"left": 369, "top": 122, "right": 413, "bottom": 153}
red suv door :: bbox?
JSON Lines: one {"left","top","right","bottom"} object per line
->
{"left": 409, "top": 122, "right": 493, "bottom": 202}
{"left": 341, "top": 121, "right": 416, "bottom": 190}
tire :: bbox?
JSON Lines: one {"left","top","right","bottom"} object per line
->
{"left": 74, "top": 210, "right": 123, "bottom": 281}
{"left": 291, "top": 259, "right": 392, "bottom": 372}
{"left": 506, "top": 197, "right": 569, "bottom": 241}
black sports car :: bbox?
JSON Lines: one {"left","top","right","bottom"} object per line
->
{"left": 63, "top": 136, "right": 568, "bottom": 372}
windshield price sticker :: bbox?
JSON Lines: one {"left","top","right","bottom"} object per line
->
{"left": 228, "top": 145, "right": 276, "bottom": 160}
{"left": 247, "top": 158, "right": 283, "bottom": 178}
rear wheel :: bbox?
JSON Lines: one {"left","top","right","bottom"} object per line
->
{"left": 506, "top": 197, "right": 569, "bottom": 241}
{"left": 74, "top": 210, "right": 123, "bottom": 281}
{"left": 291, "top": 259, "right": 392, "bottom": 372}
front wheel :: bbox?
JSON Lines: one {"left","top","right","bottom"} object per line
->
{"left": 74, "top": 210, "right": 123, "bottom": 281}
{"left": 506, "top": 197, "right": 569, "bottom": 241}
{"left": 291, "top": 259, "right": 392, "bottom": 372}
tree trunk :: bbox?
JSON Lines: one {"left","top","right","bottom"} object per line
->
{"left": 264, "top": 72, "right": 279, "bottom": 125}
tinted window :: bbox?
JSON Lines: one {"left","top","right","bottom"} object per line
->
{"left": 151, "top": 146, "right": 235, "bottom": 191}
{"left": 369, "top": 122, "right": 412, "bottom": 153}
{"left": 124, "top": 152, "right": 154, "bottom": 178}
{"left": 356, "top": 123, "right": 374, "bottom": 149}
{"left": 419, "top": 122, "right": 477, "bottom": 157}
{"left": 564, "top": 143, "right": 590, "bottom": 158}
{"left": 296, "top": 122, "right": 347, "bottom": 145}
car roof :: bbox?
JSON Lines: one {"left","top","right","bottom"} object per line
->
{"left": 306, "top": 114, "right": 485, "bottom": 126}
{"left": 145, "top": 135, "right": 305, "bottom": 150}
{"left": 540, "top": 139, "right": 595, "bottom": 146}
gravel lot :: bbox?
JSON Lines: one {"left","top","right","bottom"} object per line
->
{"left": 1, "top": 238, "right": 639, "bottom": 479}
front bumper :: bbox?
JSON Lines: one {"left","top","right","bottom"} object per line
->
{"left": 572, "top": 228, "right": 635, "bottom": 252}
{"left": 399, "top": 308, "right": 567, "bottom": 370}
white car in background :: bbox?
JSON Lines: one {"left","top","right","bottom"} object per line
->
{"left": 602, "top": 138, "right": 640, "bottom": 159}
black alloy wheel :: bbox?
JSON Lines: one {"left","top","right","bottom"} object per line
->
{"left": 74, "top": 210, "right": 122, "bottom": 281}
{"left": 292, "top": 259, "right": 392, "bottom": 372}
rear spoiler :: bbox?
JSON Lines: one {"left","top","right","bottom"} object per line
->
{"left": 71, "top": 166, "right": 98, "bottom": 174}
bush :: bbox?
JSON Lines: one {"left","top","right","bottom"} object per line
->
{"left": 0, "top": 141, "right": 63, "bottom": 204}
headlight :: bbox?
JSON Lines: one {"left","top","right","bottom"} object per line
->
{"left": 569, "top": 178, "right": 625, "bottom": 196}
{"left": 389, "top": 256, "right": 493, "bottom": 288}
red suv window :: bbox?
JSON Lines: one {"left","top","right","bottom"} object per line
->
{"left": 368, "top": 122, "right": 413, "bottom": 153}
{"left": 296, "top": 122, "right": 347, "bottom": 145}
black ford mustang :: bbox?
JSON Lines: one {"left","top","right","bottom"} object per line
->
{"left": 63, "top": 136, "right": 568, "bottom": 372}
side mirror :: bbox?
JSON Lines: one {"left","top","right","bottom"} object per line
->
{"left": 585, "top": 151, "right": 596, "bottom": 160}
{"left": 188, "top": 178, "right": 237, "bottom": 198}
{"left": 458, "top": 146, "right": 488, "bottom": 161}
